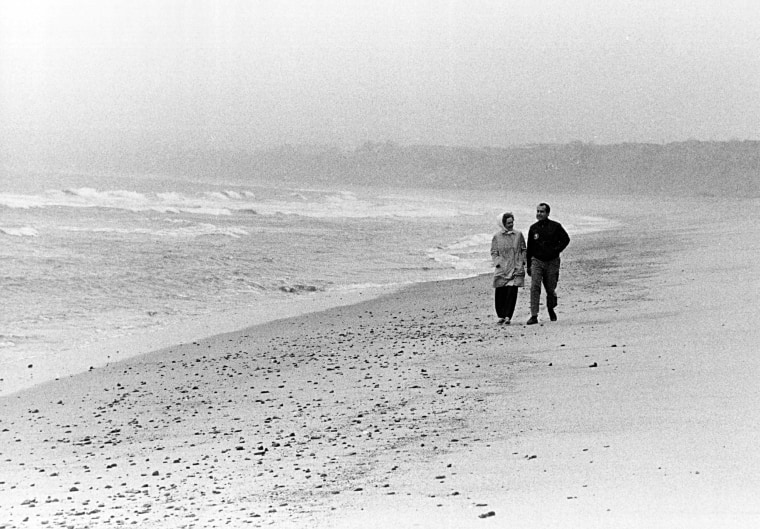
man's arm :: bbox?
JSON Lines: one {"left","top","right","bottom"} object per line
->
{"left": 557, "top": 223, "right": 570, "bottom": 254}
{"left": 526, "top": 227, "right": 533, "bottom": 275}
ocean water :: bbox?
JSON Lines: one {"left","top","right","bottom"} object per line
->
{"left": 0, "top": 169, "right": 614, "bottom": 394}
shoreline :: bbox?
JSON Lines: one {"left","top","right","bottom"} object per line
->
{"left": 2, "top": 195, "right": 758, "bottom": 528}
{"left": 0, "top": 283, "right": 402, "bottom": 397}
{"left": 1, "top": 190, "right": 616, "bottom": 398}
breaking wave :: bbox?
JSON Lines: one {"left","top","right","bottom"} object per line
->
{"left": 0, "top": 187, "right": 481, "bottom": 219}
{"left": 427, "top": 233, "right": 493, "bottom": 272}
{"left": 0, "top": 226, "right": 39, "bottom": 237}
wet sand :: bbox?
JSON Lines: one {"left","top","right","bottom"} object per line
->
{"left": 1, "top": 195, "right": 758, "bottom": 528}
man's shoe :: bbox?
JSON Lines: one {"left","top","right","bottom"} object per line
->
{"left": 548, "top": 308, "right": 557, "bottom": 321}
{"left": 526, "top": 316, "right": 538, "bottom": 325}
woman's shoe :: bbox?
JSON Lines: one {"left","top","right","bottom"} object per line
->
{"left": 504, "top": 318, "right": 511, "bottom": 325}
{"left": 497, "top": 318, "right": 506, "bottom": 325}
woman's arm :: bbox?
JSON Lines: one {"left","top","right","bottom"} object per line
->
{"left": 518, "top": 232, "right": 527, "bottom": 266}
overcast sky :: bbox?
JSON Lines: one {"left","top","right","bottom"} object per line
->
{"left": 2, "top": 0, "right": 759, "bottom": 149}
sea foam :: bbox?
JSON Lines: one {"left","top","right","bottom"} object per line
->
{"left": 0, "top": 226, "right": 39, "bottom": 237}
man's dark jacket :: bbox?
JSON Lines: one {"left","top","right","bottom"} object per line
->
{"left": 526, "top": 218, "right": 570, "bottom": 263}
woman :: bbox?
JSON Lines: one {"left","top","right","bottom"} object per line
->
{"left": 490, "top": 212, "right": 527, "bottom": 324}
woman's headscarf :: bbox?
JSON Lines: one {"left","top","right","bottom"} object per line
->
{"left": 497, "top": 212, "right": 514, "bottom": 234}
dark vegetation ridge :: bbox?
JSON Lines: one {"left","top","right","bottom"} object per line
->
{"left": 6, "top": 140, "right": 759, "bottom": 197}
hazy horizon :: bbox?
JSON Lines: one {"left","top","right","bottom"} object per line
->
{"left": 2, "top": 1, "right": 759, "bottom": 153}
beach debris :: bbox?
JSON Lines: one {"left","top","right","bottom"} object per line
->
{"left": 478, "top": 511, "right": 496, "bottom": 518}
{"left": 589, "top": 362, "right": 598, "bottom": 368}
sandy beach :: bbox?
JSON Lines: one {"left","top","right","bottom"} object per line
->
{"left": 1, "top": 195, "right": 759, "bottom": 528}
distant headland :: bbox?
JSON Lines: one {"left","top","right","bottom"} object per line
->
{"left": 4, "top": 140, "right": 758, "bottom": 198}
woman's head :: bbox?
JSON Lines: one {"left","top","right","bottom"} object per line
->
{"left": 501, "top": 212, "right": 514, "bottom": 231}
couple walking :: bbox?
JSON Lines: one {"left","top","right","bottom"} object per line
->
{"left": 490, "top": 203, "right": 570, "bottom": 325}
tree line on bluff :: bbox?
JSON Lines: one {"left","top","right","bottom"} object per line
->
{"left": 184, "top": 141, "right": 759, "bottom": 197}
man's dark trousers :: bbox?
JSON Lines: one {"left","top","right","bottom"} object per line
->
{"left": 530, "top": 257, "right": 560, "bottom": 317}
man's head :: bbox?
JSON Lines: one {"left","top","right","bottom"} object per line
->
{"left": 536, "top": 203, "right": 550, "bottom": 221}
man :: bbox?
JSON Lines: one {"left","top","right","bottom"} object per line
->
{"left": 526, "top": 202, "right": 570, "bottom": 325}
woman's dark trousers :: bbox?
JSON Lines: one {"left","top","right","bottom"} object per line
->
{"left": 495, "top": 286, "right": 519, "bottom": 319}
